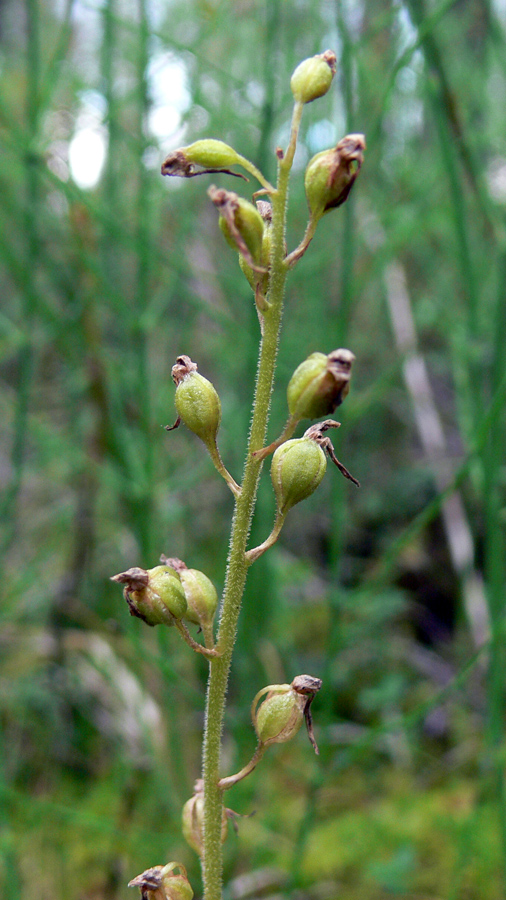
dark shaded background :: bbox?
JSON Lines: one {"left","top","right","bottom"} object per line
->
{"left": 1, "top": 0, "right": 506, "bottom": 897}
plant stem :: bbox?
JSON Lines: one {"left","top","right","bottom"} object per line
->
{"left": 174, "top": 620, "right": 220, "bottom": 659}
{"left": 201, "top": 103, "right": 303, "bottom": 900}
{"left": 236, "top": 154, "right": 275, "bottom": 193}
{"left": 218, "top": 743, "right": 266, "bottom": 791}
{"left": 285, "top": 216, "right": 319, "bottom": 267}
{"left": 245, "top": 511, "right": 285, "bottom": 564}
{"left": 254, "top": 412, "right": 299, "bottom": 460}
{"left": 207, "top": 443, "right": 242, "bottom": 497}
{"left": 202, "top": 622, "right": 216, "bottom": 652}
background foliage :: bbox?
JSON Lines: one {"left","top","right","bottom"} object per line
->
{"left": 1, "top": 0, "right": 506, "bottom": 897}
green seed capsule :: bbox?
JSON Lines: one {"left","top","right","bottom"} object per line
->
{"left": 111, "top": 565, "right": 187, "bottom": 626}
{"left": 271, "top": 438, "right": 327, "bottom": 515}
{"left": 180, "top": 568, "right": 218, "bottom": 628}
{"left": 287, "top": 348, "right": 355, "bottom": 420}
{"left": 183, "top": 139, "right": 242, "bottom": 169}
{"left": 171, "top": 356, "right": 221, "bottom": 449}
{"left": 290, "top": 51, "right": 337, "bottom": 104}
{"left": 253, "top": 684, "right": 304, "bottom": 746}
{"left": 147, "top": 566, "right": 188, "bottom": 621}
{"left": 129, "top": 863, "right": 194, "bottom": 900}
{"left": 252, "top": 676, "right": 323, "bottom": 752}
{"left": 182, "top": 791, "right": 227, "bottom": 857}
{"left": 239, "top": 204, "right": 272, "bottom": 292}
{"left": 305, "top": 133, "right": 365, "bottom": 219}
{"left": 160, "top": 556, "right": 218, "bottom": 628}
{"left": 182, "top": 793, "right": 205, "bottom": 856}
{"left": 219, "top": 195, "right": 265, "bottom": 263}
{"left": 161, "top": 139, "right": 243, "bottom": 178}
{"left": 238, "top": 254, "right": 256, "bottom": 291}
{"left": 175, "top": 373, "right": 221, "bottom": 444}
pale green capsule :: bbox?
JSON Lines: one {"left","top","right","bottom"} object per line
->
{"left": 290, "top": 51, "right": 337, "bottom": 104}
{"left": 180, "top": 568, "right": 218, "bottom": 628}
{"left": 183, "top": 139, "right": 242, "bottom": 168}
{"left": 219, "top": 196, "right": 265, "bottom": 262}
{"left": 271, "top": 438, "right": 327, "bottom": 515}
{"left": 305, "top": 134, "right": 365, "bottom": 218}
{"left": 287, "top": 348, "right": 355, "bottom": 420}
{"left": 174, "top": 368, "right": 221, "bottom": 448}
{"left": 112, "top": 565, "right": 187, "bottom": 626}
{"left": 253, "top": 684, "right": 304, "bottom": 746}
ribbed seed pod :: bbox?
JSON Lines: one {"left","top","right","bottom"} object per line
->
{"left": 180, "top": 568, "right": 218, "bottom": 628}
{"left": 182, "top": 139, "right": 242, "bottom": 168}
{"left": 147, "top": 566, "right": 188, "bottom": 621}
{"left": 305, "top": 134, "right": 365, "bottom": 219}
{"left": 271, "top": 438, "right": 327, "bottom": 515}
{"left": 161, "top": 139, "right": 243, "bottom": 178}
{"left": 287, "top": 348, "right": 355, "bottom": 420}
{"left": 171, "top": 356, "right": 221, "bottom": 450}
{"left": 218, "top": 195, "right": 265, "bottom": 262}
{"left": 182, "top": 791, "right": 228, "bottom": 857}
{"left": 239, "top": 205, "right": 272, "bottom": 293}
{"left": 128, "top": 863, "right": 194, "bottom": 900}
{"left": 252, "top": 675, "right": 322, "bottom": 751}
{"left": 290, "top": 51, "right": 337, "bottom": 104}
{"left": 111, "top": 565, "right": 187, "bottom": 627}
{"left": 253, "top": 684, "right": 304, "bottom": 746}
{"left": 160, "top": 556, "right": 218, "bottom": 629}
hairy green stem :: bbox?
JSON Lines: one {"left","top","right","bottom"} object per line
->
{"left": 202, "top": 622, "right": 216, "bottom": 652}
{"left": 207, "top": 443, "right": 242, "bottom": 497}
{"left": 174, "top": 620, "right": 220, "bottom": 659}
{"left": 218, "top": 743, "right": 266, "bottom": 791}
{"left": 245, "top": 511, "right": 286, "bottom": 564}
{"left": 235, "top": 154, "right": 275, "bottom": 193}
{"left": 254, "top": 412, "right": 299, "bottom": 460}
{"left": 285, "top": 215, "right": 319, "bottom": 267}
{"left": 201, "top": 104, "right": 303, "bottom": 900}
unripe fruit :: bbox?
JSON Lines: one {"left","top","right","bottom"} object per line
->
{"left": 239, "top": 254, "right": 255, "bottom": 291}
{"left": 171, "top": 356, "right": 221, "bottom": 449}
{"left": 129, "top": 863, "right": 193, "bottom": 900}
{"left": 290, "top": 51, "right": 337, "bottom": 104}
{"left": 253, "top": 684, "right": 304, "bottom": 746}
{"left": 287, "top": 348, "right": 355, "bottom": 420}
{"left": 252, "top": 675, "right": 322, "bottom": 751}
{"left": 111, "top": 565, "right": 187, "bottom": 626}
{"left": 239, "top": 203, "right": 272, "bottom": 293}
{"left": 175, "top": 375, "right": 221, "bottom": 444}
{"left": 160, "top": 556, "right": 218, "bottom": 628}
{"left": 182, "top": 791, "right": 228, "bottom": 857}
{"left": 182, "top": 139, "right": 242, "bottom": 168}
{"left": 147, "top": 566, "right": 188, "bottom": 621}
{"left": 161, "top": 139, "right": 242, "bottom": 177}
{"left": 305, "top": 133, "right": 365, "bottom": 218}
{"left": 271, "top": 438, "right": 327, "bottom": 515}
{"left": 218, "top": 195, "right": 264, "bottom": 262}
{"left": 180, "top": 568, "right": 218, "bottom": 628}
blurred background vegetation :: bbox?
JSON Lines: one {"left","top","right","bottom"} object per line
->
{"left": 1, "top": 0, "right": 506, "bottom": 897}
